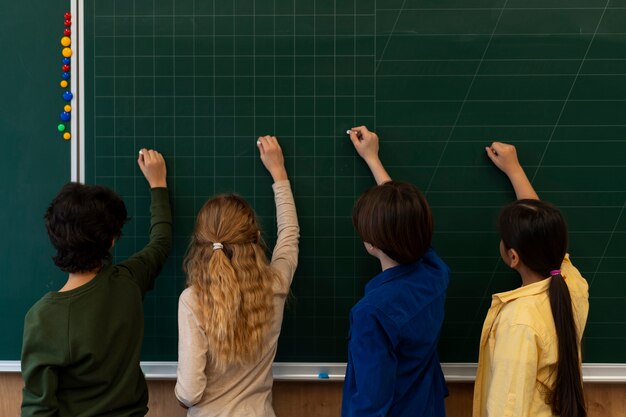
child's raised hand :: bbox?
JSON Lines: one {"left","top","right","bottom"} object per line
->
{"left": 485, "top": 142, "right": 523, "bottom": 177}
{"left": 138, "top": 149, "right": 167, "bottom": 188}
{"left": 485, "top": 142, "right": 539, "bottom": 200}
{"left": 348, "top": 126, "right": 380, "bottom": 164}
{"left": 257, "top": 135, "right": 288, "bottom": 182}
{"left": 348, "top": 126, "right": 391, "bottom": 185}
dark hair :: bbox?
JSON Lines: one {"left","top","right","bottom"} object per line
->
{"left": 498, "top": 199, "right": 586, "bottom": 417}
{"left": 45, "top": 182, "right": 128, "bottom": 273}
{"left": 352, "top": 180, "right": 432, "bottom": 264}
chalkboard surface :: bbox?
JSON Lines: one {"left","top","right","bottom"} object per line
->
{"left": 0, "top": 0, "right": 70, "bottom": 359}
{"left": 78, "top": 0, "right": 626, "bottom": 364}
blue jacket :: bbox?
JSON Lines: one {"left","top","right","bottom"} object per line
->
{"left": 342, "top": 248, "right": 450, "bottom": 417}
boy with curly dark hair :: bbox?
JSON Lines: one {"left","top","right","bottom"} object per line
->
{"left": 21, "top": 149, "right": 171, "bottom": 417}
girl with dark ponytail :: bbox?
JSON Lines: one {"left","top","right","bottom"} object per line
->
{"left": 473, "top": 142, "right": 589, "bottom": 417}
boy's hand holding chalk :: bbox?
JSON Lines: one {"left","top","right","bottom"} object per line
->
{"left": 347, "top": 126, "right": 379, "bottom": 163}
{"left": 347, "top": 126, "right": 391, "bottom": 185}
{"left": 138, "top": 148, "right": 168, "bottom": 189}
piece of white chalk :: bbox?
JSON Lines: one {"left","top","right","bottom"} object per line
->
{"left": 139, "top": 150, "right": 143, "bottom": 155}
{"left": 346, "top": 130, "right": 351, "bottom": 135}
{"left": 256, "top": 140, "right": 261, "bottom": 145}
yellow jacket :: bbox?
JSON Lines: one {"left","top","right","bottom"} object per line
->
{"left": 473, "top": 255, "right": 589, "bottom": 417}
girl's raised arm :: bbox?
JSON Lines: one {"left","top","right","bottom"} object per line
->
{"left": 485, "top": 142, "right": 539, "bottom": 200}
{"left": 257, "top": 136, "right": 300, "bottom": 290}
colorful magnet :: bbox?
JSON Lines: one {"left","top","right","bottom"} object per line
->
{"left": 57, "top": 124, "right": 66, "bottom": 132}
{"left": 64, "top": 28, "right": 71, "bottom": 36}
{"left": 61, "top": 37, "right": 71, "bottom": 47}
{"left": 60, "top": 80, "right": 68, "bottom": 88}
{"left": 63, "top": 132, "right": 71, "bottom": 140}
{"left": 64, "top": 105, "right": 72, "bottom": 112}
{"left": 60, "top": 112, "right": 71, "bottom": 122}
{"left": 62, "top": 47, "right": 72, "bottom": 58}
{"left": 62, "top": 72, "right": 71, "bottom": 80}
{"left": 64, "top": 20, "right": 71, "bottom": 27}
{"left": 64, "top": 12, "right": 72, "bottom": 20}
{"left": 63, "top": 91, "right": 73, "bottom": 101}
{"left": 62, "top": 64, "right": 70, "bottom": 72}
{"left": 62, "top": 58, "right": 71, "bottom": 65}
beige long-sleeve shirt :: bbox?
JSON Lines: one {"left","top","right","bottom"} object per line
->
{"left": 175, "top": 180, "right": 299, "bottom": 417}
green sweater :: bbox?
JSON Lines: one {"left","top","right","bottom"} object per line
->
{"left": 21, "top": 188, "right": 172, "bottom": 417}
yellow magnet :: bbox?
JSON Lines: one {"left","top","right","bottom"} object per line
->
{"left": 64, "top": 105, "right": 72, "bottom": 112}
{"left": 63, "top": 132, "right": 71, "bottom": 140}
{"left": 60, "top": 80, "right": 68, "bottom": 88}
{"left": 62, "top": 47, "right": 73, "bottom": 58}
{"left": 61, "top": 37, "right": 71, "bottom": 47}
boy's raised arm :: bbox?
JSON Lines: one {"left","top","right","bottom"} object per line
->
{"left": 348, "top": 126, "right": 392, "bottom": 185}
{"left": 118, "top": 149, "right": 172, "bottom": 294}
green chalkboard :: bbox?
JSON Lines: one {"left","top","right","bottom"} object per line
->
{"left": 0, "top": 0, "right": 71, "bottom": 360}
{"left": 81, "top": 0, "right": 626, "bottom": 364}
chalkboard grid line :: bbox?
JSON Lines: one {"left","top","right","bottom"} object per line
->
{"left": 333, "top": 0, "right": 337, "bottom": 354}
{"left": 376, "top": 7, "right": 626, "bottom": 11}
{"left": 423, "top": 0, "right": 510, "bottom": 195}
{"left": 352, "top": 0, "right": 357, "bottom": 330}
{"left": 132, "top": 0, "right": 137, "bottom": 255}
{"left": 152, "top": 0, "right": 156, "bottom": 179}
{"left": 381, "top": 58, "right": 626, "bottom": 62}
{"left": 464, "top": 257, "right": 502, "bottom": 341}
{"left": 253, "top": 0, "right": 257, "bottom": 223}
{"left": 589, "top": 201, "right": 626, "bottom": 290}
{"left": 192, "top": 0, "right": 197, "bottom": 240}
{"left": 375, "top": 0, "right": 406, "bottom": 73}
{"left": 212, "top": 1, "right": 216, "bottom": 203}
{"left": 530, "top": 0, "right": 611, "bottom": 183}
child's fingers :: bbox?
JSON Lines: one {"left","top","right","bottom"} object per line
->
{"left": 350, "top": 126, "right": 368, "bottom": 138}
{"left": 485, "top": 146, "right": 498, "bottom": 163}
{"left": 153, "top": 151, "right": 165, "bottom": 165}
{"left": 490, "top": 141, "right": 505, "bottom": 154}
{"left": 348, "top": 130, "right": 361, "bottom": 147}
{"left": 257, "top": 137, "right": 266, "bottom": 155}
{"left": 351, "top": 125, "right": 367, "bottom": 132}
{"left": 142, "top": 149, "right": 155, "bottom": 164}
{"left": 138, "top": 148, "right": 146, "bottom": 164}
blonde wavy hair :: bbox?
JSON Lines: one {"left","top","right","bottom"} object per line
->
{"left": 183, "top": 194, "right": 277, "bottom": 371}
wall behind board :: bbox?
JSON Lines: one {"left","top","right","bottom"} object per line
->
{"left": 81, "top": 0, "right": 626, "bottom": 364}
{"left": 0, "top": 0, "right": 70, "bottom": 359}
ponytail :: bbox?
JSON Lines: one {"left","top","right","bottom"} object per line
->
{"left": 206, "top": 248, "right": 241, "bottom": 364}
{"left": 548, "top": 273, "right": 586, "bottom": 417}
{"left": 184, "top": 194, "right": 277, "bottom": 372}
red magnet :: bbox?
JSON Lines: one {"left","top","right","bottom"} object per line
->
{"left": 62, "top": 64, "right": 70, "bottom": 72}
{"left": 64, "top": 20, "right": 71, "bottom": 27}
{"left": 64, "top": 12, "right": 72, "bottom": 20}
{"left": 64, "top": 28, "right": 71, "bottom": 36}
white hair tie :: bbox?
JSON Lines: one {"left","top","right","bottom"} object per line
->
{"left": 212, "top": 242, "right": 224, "bottom": 251}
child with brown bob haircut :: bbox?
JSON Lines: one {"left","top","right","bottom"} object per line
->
{"left": 342, "top": 127, "right": 450, "bottom": 417}
{"left": 21, "top": 149, "right": 171, "bottom": 417}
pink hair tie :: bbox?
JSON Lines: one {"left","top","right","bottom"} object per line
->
{"left": 549, "top": 270, "right": 561, "bottom": 276}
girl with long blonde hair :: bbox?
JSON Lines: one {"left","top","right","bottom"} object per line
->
{"left": 175, "top": 136, "right": 299, "bottom": 416}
